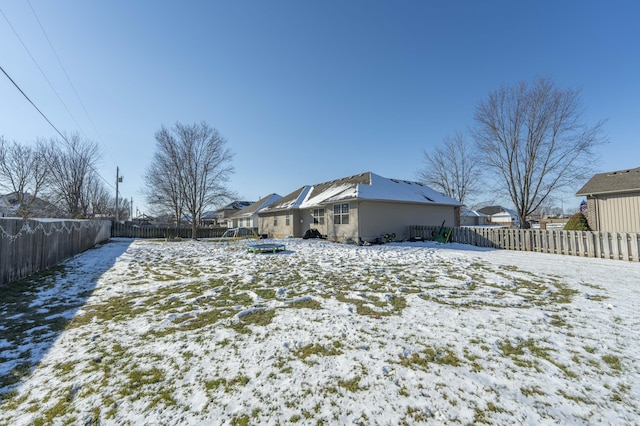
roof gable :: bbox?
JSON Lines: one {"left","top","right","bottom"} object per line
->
{"left": 231, "top": 193, "right": 282, "bottom": 218}
{"left": 260, "top": 186, "right": 312, "bottom": 212}
{"left": 576, "top": 167, "right": 640, "bottom": 196}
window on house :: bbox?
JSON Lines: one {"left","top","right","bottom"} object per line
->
{"left": 285, "top": 212, "right": 290, "bottom": 226}
{"left": 311, "top": 208, "right": 325, "bottom": 224}
{"left": 274, "top": 212, "right": 278, "bottom": 226}
{"left": 333, "top": 203, "right": 349, "bottom": 224}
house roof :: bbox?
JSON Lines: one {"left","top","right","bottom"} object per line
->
{"left": 477, "top": 205, "right": 518, "bottom": 218}
{"left": 576, "top": 167, "right": 640, "bottom": 196}
{"left": 230, "top": 193, "right": 282, "bottom": 218}
{"left": 217, "top": 201, "right": 254, "bottom": 212}
{"left": 261, "top": 172, "right": 461, "bottom": 212}
{"left": 261, "top": 186, "right": 312, "bottom": 212}
{"left": 460, "top": 208, "right": 487, "bottom": 218}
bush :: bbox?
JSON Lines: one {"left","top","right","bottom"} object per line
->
{"left": 564, "top": 212, "right": 591, "bottom": 231}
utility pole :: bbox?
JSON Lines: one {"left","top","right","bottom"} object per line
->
{"left": 115, "top": 167, "right": 123, "bottom": 221}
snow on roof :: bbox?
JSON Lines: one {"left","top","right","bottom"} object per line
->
{"left": 261, "top": 186, "right": 312, "bottom": 212}
{"left": 358, "top": 173, "right": 461, "bottom": 205}
{"left": 231, "top": 194, "right": 283, "bottom": 218}
{"left": 262, "top": 172, "right": 462, "bottom": 212}
{"left": 461, "top": 208, "right": 488, "bottom": 217}
{"left": 299, "top": 183, "right": 357, "bottom": 208}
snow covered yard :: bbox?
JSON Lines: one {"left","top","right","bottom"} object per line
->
{"left": 1, "top": 237, "right": 639, "bottom": 425}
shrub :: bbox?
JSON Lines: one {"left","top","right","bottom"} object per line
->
{"left": 564, "top": 212, "right": 591, "bottom": 231}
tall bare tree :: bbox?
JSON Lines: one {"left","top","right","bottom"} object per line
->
{"left": 48, "top": 134, "right": 103, "bottom": 218}
{"left": 0, "top": 137, "right": 52, "bottom": 218}
{"left": 418, "top": 131, "right": 482, "bottom": 205}
{"left": 472, "top": 77, "right": 605, "bottom": 228}
{"left": 143, "top": 150, "right": 185, "bottom": 227}
{"left": 146, "top": 122, "right": 234, "bottom": 238}
{"left": 83, "top": 173, "right": 112, "bottom": 218}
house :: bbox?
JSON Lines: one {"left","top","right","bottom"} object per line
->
{"left": 477, "top": 205, "right": 520, "bottom": 227}
{"left": 460, "top": 208, "right": 488, "bottom": 226}
{"left": 257, "top": 172, "right": 462, "bottom": 243}
{"left": 215, "top": 201, "right": 254, "bottom": 227}
{"left": 576, "top": 166, "right": 640, "bottom": 233}
{"left": 0, "top": 192, "right": 63, "bottom": 218}
{"left": 227, "top": 193, "right": 282, "bottom": 229}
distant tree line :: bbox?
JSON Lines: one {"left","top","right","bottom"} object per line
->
{"left": 419, "top": 77, "right": 605, "bottom": 228}
{"left": 0, "top": 133, "right": 127, "bottom": 220}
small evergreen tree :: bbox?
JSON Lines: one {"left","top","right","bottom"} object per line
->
{"left": 564, "top": 212, "right": 591, "bottom": 231}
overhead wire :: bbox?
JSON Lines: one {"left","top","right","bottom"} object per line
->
{"left": 0, "top": 4, "right": 118, "bottom": 192}
{"left": 0, "top": 64, "right": 116, "bottom": 191}
{"left": 0, "top": 6, "right": 90, "bottom": 143}
{"left": 26, "top": 0, "right": 117, "bottom": 169}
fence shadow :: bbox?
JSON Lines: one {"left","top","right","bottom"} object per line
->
{"left": 0, "top": 238, "right": 132, "bottom": 401}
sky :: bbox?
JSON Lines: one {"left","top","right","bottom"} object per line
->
{"left": 1, "top": 1, "right": 639, "bottom": 216}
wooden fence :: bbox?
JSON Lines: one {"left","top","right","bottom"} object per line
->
{"left": 410, "top": 225, "right": 640, "bottom": 262}
{"left": 111, "top": 222, "right": 237, "bottom": 239}
{"left": 0, "top": 219, "right": 112, "bottom": 286}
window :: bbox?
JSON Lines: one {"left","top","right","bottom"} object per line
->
{"left": 285, "top": 212, "right": 290, "bottom": 226}
{"left": 273, "top": 212, "right": 278, "bottom": 226}
{"left": 312, "top": 208, "right": 325, "bottom": 225}
{"left": 333, "top": 203, "right": 349, "bottom": 224}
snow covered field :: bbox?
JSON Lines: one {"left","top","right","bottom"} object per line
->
{"left": 1, "top": 237, "right": 639, "bottom": 425}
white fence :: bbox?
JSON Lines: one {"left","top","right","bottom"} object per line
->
{"left": 410, "top": 225, "right": 640, "bottom": 262}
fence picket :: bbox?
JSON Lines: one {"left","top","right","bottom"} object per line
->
{"left": 408, "top": 226, "right": 640, "bottom": 263}
{"left": 631, "top": 234, "right": 639, "bottom": 262}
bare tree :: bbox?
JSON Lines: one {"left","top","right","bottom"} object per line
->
{"left": 472, "top": 77, "right": 605, "bottom": 228}
{"left": 143, "top": 151, "right": 185, "bottom": 228}
{"left": 418, "top": 131, "right": 482, "bottom": 205}
{"left": 83, "top": 174, "right": 112, "bottom": 218}
{"left": 0, "top": 137, "right": 52, "bottom": 218}
{"left": 48, "top": 134, "right": 102, "bottom": 218}
{"left": 146, "top": 122, "right": 234, "bottom": 238}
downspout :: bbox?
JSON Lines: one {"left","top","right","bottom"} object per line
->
{"left": 357, "top": 200, "right": 362, "bottom": 245}
{"left": 594, "top": 196, "right": 600, "bottom": 231}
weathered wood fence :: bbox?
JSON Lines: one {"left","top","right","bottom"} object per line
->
{"left": 0, "top": 219, "right": 112, "bottom": 286}
{"left": 410, "top": 225, "right": 640, "bottom": 262}
{"left": 111, "top": 222, "right": 235, "bottom": 239}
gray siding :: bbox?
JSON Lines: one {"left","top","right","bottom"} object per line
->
{"left": 357, "top": 201, "right": 457, "bottom": 243}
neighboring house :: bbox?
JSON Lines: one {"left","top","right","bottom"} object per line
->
{"left": 477, "top": 205, "right": 520, "bottom": 227}
{"left": 257, "top": 172, "right": 462, "bottom": 243}
{"left": 215, "top": 201, "right": 254, "bottom": 227}
{"left": 576, "top": 166, "right": 640, "bottom": 233}
{"left": 0, "top": 192, "right": 63, "bottom": 218}
{"left": 460, "top": 208, "right": 488, "bottom": 226}
{"left": 227, "top": 193, "right": 282, "bottom": 229}
{"left": 200, "top": 210, "right": 219, "bottom": 227}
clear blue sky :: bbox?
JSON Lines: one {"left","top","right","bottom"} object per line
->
{"left": 2, "top": 1, "right": 639, "bottom": 215}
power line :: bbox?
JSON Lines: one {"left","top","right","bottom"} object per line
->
{"left": 0, "top": 64, "right": 116, "bottom": 191}
{"left": 26, "top": 0, "right": 116, "bottom": 168}
{"left": 0, "top": 6, "right": 89, "bottom": 142}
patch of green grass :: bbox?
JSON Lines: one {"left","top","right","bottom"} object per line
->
{"left": 521, "top": 386, "right": 546, "bottom": 397}
{"left": 286, "top": 298, "right": 323, "bottom": 310}
{"left": 230, "top": 309, "right": 276, "bottom": 334}
{"left": 336, "top": 292, "right": 406, "bottom": 316}
{"left": 205, "top": 375, "right": 250, "bottom": 394}
{"left": 400, "top": 345, "right": 462, "bottom": 371}
{"left": 32, "top": 385, "right": 76, "bottom": 426}
{"left": 338, "top": 376, "right": 362, "bottom": 392}
{"left": 294, "top": 342, "right": 343, "bottom": 360}
{"left": 231, "top": 414, "right": 250, "bottom": 426}
{"left": 601, "top": 354, "right": 622, "bottom": 371}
